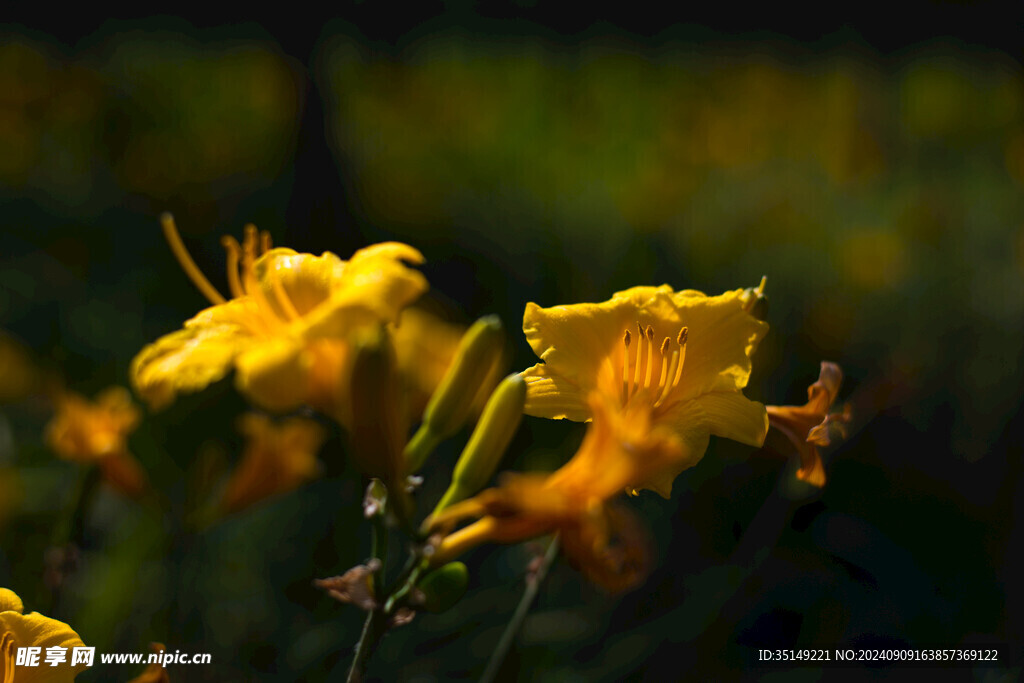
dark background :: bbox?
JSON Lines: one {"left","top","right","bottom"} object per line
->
{"left": 2, "top": 3, "right": 1023, "bottom": 680}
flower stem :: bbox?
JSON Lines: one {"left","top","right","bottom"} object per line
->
{"left": 403, "top": 424, "right": 441, "bottom": 473}
{"left": 347, "top": 608, "right": 387, "bottom": 683}
{"left": 479, "top": 534, "right": 560, "bottom": 683}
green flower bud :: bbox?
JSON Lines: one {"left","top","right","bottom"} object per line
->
{"left": 432, "top": 373, "right": 525, "bottom": 514}
{"left": 405, "top": 315, "right": 505, "bottom": 472}
{"left": 417, "top": 561, "right": 469, "bottom": 613}
{"left": 424, "top": 315, "right": 504, "bottom": 436}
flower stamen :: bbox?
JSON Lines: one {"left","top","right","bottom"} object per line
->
{"left": 621, "top": 330, "right": 632, "bottom": 405}
{"left": 631, "top": 322, "right": 646, "bottom": 400}
{"left": 161, "top": 213, "right": 227, "bottom": 305}
{"left": 643, "top": 325, "right": 656, "bottom": 390}
{"left": 672, "top": 327, "right": 688, "bottom": 388}
{"left": 220, "top": 236, "right": 246, "bottom": 298}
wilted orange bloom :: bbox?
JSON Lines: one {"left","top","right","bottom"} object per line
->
{"left": 131, "top": 216, "right": 427, "bottom": 419}
{"left": 44, "top": 387, "right": 148, "bottom": 498}
{"left": 220, "top": 414, "right": 326, "bottom": 513}
{"left": 429, "top": 394, "right": 667, "bottom": 591}
{"left": 766, "top": 362, "right": 850, "bottom": 487}
{"left": 521, "top": 284, "right": 769, "bottom": 497}
{"left": 1, "top": 587, "right": 90, "bottom": 681}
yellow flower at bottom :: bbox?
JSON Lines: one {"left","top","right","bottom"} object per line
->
{"left": 429, "top": 395, "right": 664, "bottom": 591}
{"left": 44, "top": 388, "right": 148, "bottom": 499}
{"left": 131, "top": 217, "right": 427, "bottom": 418}
{"left": 219, "top": 414, "right": 326, "bottom": 514}
{"left": 520, "top": 284, "right": 769, "bottom": 497}
{"left": 1, "top": 587, "right": 89, "bottom": 682}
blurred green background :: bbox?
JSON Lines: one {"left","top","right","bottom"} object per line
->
{"left": 2, "top": 6, "right": 1023, "bottom": 681}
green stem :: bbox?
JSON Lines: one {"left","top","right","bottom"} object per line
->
{"left": 403, "top": 424, "right": 442, "bottom": 474}
{"left": 479, "top": 534, "right": 560, "bottom": 683}
{"left": 46, "top": 466, "right": 102, "bottom": 612}
{"left": 370, "top": 513, "right": 388, "bottom": 595}
{"left": 347, "top": 608, "right": 387, "bottom": 683}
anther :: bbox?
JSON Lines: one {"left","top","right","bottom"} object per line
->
{"left": 260, "top": 230, "right": 272, "bottom": 254}
{"left": 673, "top": 327, "right": 688, "bottom": 388}
{"left": 657, "top": 337, "right": 671, "bottom": 389}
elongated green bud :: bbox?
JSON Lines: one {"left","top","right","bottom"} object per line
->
{"left": 417, "top": 561, "right": 469, "bottom": 613}
{"left": 424, "top": 315, "right": 504, "bottom": 435}
{"left": 433, "top": 373, "right": 525, "bottom": 514}
{"left": 405, "top": 315, "right": 504, "bottom": 472}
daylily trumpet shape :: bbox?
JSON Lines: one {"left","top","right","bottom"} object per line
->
{"left": 44, "top": 387, "right": 148, "bottom": 499}
{"left": 131, "top": 216, "right": 427, "bottom": 418}
{"left": 520, "top": 284, "right": 769, "bottom": 497}
{"left": 1, "top": 587, "right": 90, "bottom": 681}
{"left": 429, "top": 394, "right": 663, "bottom": 591}
{"left": 766, "top": 361, "right": 850, "bottom": 487}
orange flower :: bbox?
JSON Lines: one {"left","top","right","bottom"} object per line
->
{"left": 220, "top": 414, "right": 326, "bottom": 513}
{"left": 429, "top": 395, "right": 664, "bottom": 591}
{"left": 766, "top": 362, "right": 850, "bottom": 487}
{"left": 44, "top": 387, "right": 148, "bottom": 498}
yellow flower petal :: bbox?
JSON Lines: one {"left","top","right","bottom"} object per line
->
{"left": 131, "top": 324, "right": 251, "bottom": 411}
{"left": 0, "top": 589, "right": 22, "bottom": 614}
{"left": 666, "top": 289, "right": 768, "bottom": 401}
{"left": 253, "top": 249, "right": 344, "bottom": 318}
{"left": 520, "top": 364, "right": 590, "bottom": 422}
{"left": 0, "top": 592, "right": 89, "bottom": 683}
{"left": 522, "top": 299, "right": 633, "bottom": 389}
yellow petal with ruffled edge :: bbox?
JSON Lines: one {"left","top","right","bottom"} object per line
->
{"left": 0, "top": 588, "right": 22, "bottom": 614}
{"left": 665, "top": 289, "right": 768, "bottom": 401}
{"left": 300, "top": 244, "right": 428, "bottom": 340}
{"left": 520, "top": 364, "right": 590, "bottom": 421}
{"left": 131, "top": 323, "right": 253, "bottom": 410}
{"left": 1, "top": 591, "right": 89, "bottom": 682}
{"left": 645, "top": 392, "right": 768, "bottom": 497}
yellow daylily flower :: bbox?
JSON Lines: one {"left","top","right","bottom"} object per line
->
{"left": 220, "top": 414, "right": 326, "bottom": 514}
{"left": 766, "top": 362, "right": 850, "bottom": 487}
{"left": 1, "top": 587, "right": 90, "bottom": 682}
{"left": 429, "top": 394, "right": 662, "bottom": 591}
{"left": 44, "top": 387, "right": 148, "bottom": 499}
{"left": 131, "top": 216, "right": 427, "bottom": 417}
{"left": 520, "top": 284, "right": 769, "bottom": 497}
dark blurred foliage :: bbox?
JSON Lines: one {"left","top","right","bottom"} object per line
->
{"left": 2, "top": 4, "right": 1024, "bottom": 681}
